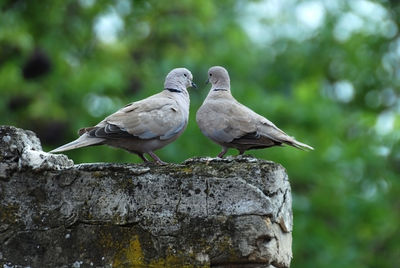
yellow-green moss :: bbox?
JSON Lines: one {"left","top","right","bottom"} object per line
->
{"left": 92, "top": 171, "right": 103, "bottom": 178}
{"left": 113, "top": 235, "right": 209, "bottom": 268}
{"left": 0, "top": 204, "right": 20, "bottom": 224}
{"left": 180, "top": 167, "right": 193, "bottom": 174}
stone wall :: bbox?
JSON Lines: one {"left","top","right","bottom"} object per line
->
{"left": 0, "top": 126, "right": 292, "bottom": 268}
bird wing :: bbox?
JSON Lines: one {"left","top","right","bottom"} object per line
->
{"left": 89, "top": 94, "right": 187, "bottom": 141}
{"left": 197, "top": 97, "right": 292, "bottom": 147}
{"left": 253, "top": 107, "right": 314, "bottom": 150}
{"left": 197, "top": 98, "right": 259, "bottom": 143}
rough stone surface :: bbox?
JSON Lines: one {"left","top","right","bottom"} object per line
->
{"left": 0, "top": 126, "right": 73, "bottom": 178}
{"left": 0, "top": 126, "right": 292, "bottom": 268}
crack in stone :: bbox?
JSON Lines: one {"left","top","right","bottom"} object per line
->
{"left": 174, "top": 184, "right": 183, "bottom": 215}
{"left": 263, "top": 189, "right": 281, "bottom": 198}
{"left": 210, "top": 261, "right": 271, "bottom": 267}
{"left": 205, "top": 177, "right": 210, "bottom": 218}
{"left": 276, "top": 189, "right": 288, "bottom": 219}
{"left": 69, "top": 219, "right": 139, "bottom": 228}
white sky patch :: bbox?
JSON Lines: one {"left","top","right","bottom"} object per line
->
{"left": 116, "top": 0, "right": 131, "bottom": 16}
{"left": 84, "top": 93, "right": 115, "bottom": 117}
{"left": 334, "top": 12, "right": 364, "bottom": 42}
{"left": 79, "top": 0, "right": 95, "bottom": 8}
{"left": 351, "top": 0, "right": 392, "bottom": 36}
{"left": 239, "top": 0, "right": 325, "bottom": 44}
{"left": 350, "top": 0, "right": 386, "bottom": 20}
{"left": 94, "top": 8, "right": 124, "bottom": 44}
{"left": 385, "top": 37, "right": 400, "bottom": 74}
{"left": 295, "top": 1, "right": 325, "bottom": 30}
{"left": 334, "top": 0, "right": 396, "bottom": 41}
{"left": 136, "top": 22, "right": 151, "bottom": 40}
{"left": 239, "top": 0, "right": 282, "bottom": 44}
{"left": 361, "top": 181, "right": 378, "bottom": 200}
{"left": 245, "top": 0, "right": 284, "bottom": 19}
{"left": 240, "top": 0, "right": 395, "bottom": 44}
{"left": 381, "top": 52, "right": 395, "bottom": 77}
{"left": 381, "top": 20, "right": 398, "bottom": 39}
{"left": 375, "top": 111, "right": 395, "bottom": 136}
{"left": 322, "top": 0, "right": 343, "bottom": 14}
{"left": 380, "top": 88, "right": 397, "bottom": 107}
{"left": 333, "top": 80, "right": 354, "bottom": 103}
{"left": 374, "top": 146, "right": 391, "bottom": 157}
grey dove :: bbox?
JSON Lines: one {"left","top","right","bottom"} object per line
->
{"left": 51, "top": 67, "right": 196, "bottom": 164}
{"left": 196, "top": 66, "right": 313, "bottom": 158}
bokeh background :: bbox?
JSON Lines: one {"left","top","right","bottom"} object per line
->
{"left": 1, "top": 0, "right": 399, "bottom": 267}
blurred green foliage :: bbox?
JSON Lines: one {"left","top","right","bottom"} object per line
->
{"left": 1, "top": 0, "right": 399, "bottom": 267}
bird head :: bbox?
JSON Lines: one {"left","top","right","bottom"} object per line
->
{"left": 206, "top": 66, "right": 230, "bottom": 90}
{"left": 164, "top": 68, "right": 197, "bottom": 91}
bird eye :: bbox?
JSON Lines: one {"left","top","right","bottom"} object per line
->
{"left": 184, "top": 73, "right": 187, "bottom": 77}
{"left": 209, "top": 73, "right": 212, "bottom": 76}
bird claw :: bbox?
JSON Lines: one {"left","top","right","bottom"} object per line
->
{"left": 154, "top": 160, "right": 167, "bottom": 165}
{"left": 148, "top": 151, "right": 167, "bottom": 165}
{"left": 217, "top": 147, "right": 228, "bottom": 158}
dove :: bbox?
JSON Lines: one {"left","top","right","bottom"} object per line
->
{"left": 196, "top": 66, "right": 313, "bottom": 158}
{"left": 51, "top": 67, "right": 197, "bottom": 164}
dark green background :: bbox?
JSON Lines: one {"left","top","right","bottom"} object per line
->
{"left": 1, "top": 0, "right": 399, "bottom": 267}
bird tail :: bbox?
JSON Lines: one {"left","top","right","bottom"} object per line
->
{"left": 286, "top": 138, "right": 314, "bottom": 151}
{"left": 50, "top": 134, "right": 104, "bottom": 153}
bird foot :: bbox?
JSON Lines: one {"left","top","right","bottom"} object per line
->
{"left": 148, "top": 151, "right": 167, "bottom": 165}
{"left": 217, "top": 147, "right": 228, "bottom": 158}
{"left": 138, "top": 153, "right": 150, "bottom": 163}
{"left": 154, "top": 160, "right": 167, "bottom": 165}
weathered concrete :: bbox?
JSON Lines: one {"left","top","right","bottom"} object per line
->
{"left": 0, "top": 126, "right": 292, "bottom": 268}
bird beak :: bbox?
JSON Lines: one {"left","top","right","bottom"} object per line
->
{"left": 191, "top": 81, "right": 197, "bottom": 89}
{"left": 205, "top": 78, "right": 209, "bottom": 85}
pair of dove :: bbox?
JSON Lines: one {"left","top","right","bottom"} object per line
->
{"left": 51, "top": 66, "right": 313, "bottom": 164}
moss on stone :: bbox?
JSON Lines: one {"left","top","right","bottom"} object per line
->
{"left": 0, "top": 203, "right": 20, "bottom": 225}
{"left": 113, "top": 235, "right": 209, "bottom": 268}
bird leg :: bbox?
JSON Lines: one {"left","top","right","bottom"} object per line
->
{"left": 217, "top": 147, "right": 228, "bottom": 158}
{"left": 238, "top": 149, "right": 245, "bottom": 155}
{"left": 148, "top": 151, "right": 167, "bottom": 165}
{"left": 138, "top": 153, "right": 149, "bottom": 163}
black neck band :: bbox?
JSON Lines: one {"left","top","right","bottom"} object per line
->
{"left": 213, "top": 88, "right": 228, "bottom": 91}
{"left": 165, "top": 88, "right": 182, "bottom": 93}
